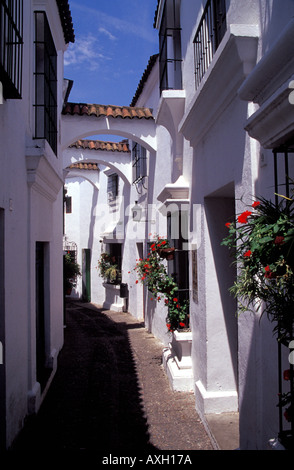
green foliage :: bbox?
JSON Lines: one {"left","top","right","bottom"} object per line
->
{"left": 64, "top": 253, "right": 81, "bottom": 290}
{"left": 134, "top": 235, "right": 189, "bottom": 332}
{"left": 97, "top": 252, "right": 121, "bottom": 283}
{"left": 222, "top": 193, "right": 294, "bottom": 342}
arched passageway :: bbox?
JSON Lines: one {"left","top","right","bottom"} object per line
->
{"left": 61, "top": 103, "right": 157, "bottom": 165}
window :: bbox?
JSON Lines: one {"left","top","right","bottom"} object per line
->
{"left": 273, "top": 146, "right": 294, "bottom": 205}
{"left": 106, "top": 243, "right": 122, "bottom": 284}
{"left": 34, "top": 11, "right": 57, "bottom": 154}
{"left": 167, "top": 210, "right": 190, "bottom": 324}
{"left": 0, "top": 0, "right": 23, "bottom": 99}
{"left": 159, "top": 0, "right": 182, "bottom": 93}
{"left": 107, "top": 173, "right": 119, "bottom": 203}
{"left": 65, "top": 195, "right": 72, "bottom": 214}
{"left": 193, "top": 0, "right": 227, "bottom": 89}
{"left": 132, "top": 142, "right": 147, "bottom": 184}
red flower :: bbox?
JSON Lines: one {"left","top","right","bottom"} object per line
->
{"left": 238, "top": 211, "right": 252, "bottom": 224}
{"left": 161, "top": 240, "right": 167, "bottom": 245}
{"left": 135, "top": 280, "right": 139, "bottom": 284}
{"left": 225, "top": 222, "right": 231, "bottom": 228}
{"left": 173, "top": 298, "right": 178, "bottom": 302}
{"left": 176, "top": 304, "right": 180, "bottom": 308}
{"left": 274, "top": 236, "right": 285, "bottom": 245}
{"left": 179, "top": 322, "right": 186, "bottom": 328}
{"left": 284, "top": 406, "right": 293, "bottom": 422}
{"left": 164, "top": 299, "right": 169, "bottom": 304}
{"left": 264, "top": 265, "right": 275, "bottom": 279}
{"left": 252, "top": 201, "right": 260, "bottom": 208}
{"left": 243, "top": 250, "right": 252, "bottom": 257}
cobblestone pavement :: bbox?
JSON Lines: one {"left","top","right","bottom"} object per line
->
{"left": 11, "top": 301, "right": 214, "bottom": 452}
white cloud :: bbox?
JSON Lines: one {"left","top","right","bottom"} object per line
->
{"left": 64, "top": 33, "right": 108, "bottom": 71}
{"left": 70, "top": 2, "right": 157, "bottom": 44}
{"left": 98, "top": 27, "right": 117, "bottom": 41}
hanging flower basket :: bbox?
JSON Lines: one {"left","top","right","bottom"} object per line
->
{"left": 158, "top": 247, "right": 175, "bottom": 260}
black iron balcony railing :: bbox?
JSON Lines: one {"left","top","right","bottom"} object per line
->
{"left": 0, "top": 0, "right": 23, "bottom": 99}
{"left": 193, "top": 0, "right": 227, "bottom": 89}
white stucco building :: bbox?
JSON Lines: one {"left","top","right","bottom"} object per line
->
{"left": 0, "top": 0, "right": 74, "bottom": 449}
{"left": 2, "top": 0, "right": 294, "bottom": 451}
{"left": 63, "top": 0, "right": 294, "bottom": 450}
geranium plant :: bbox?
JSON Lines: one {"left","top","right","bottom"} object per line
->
{"left": 222, "top": 191, "right": 294, "bottom": 445}
{"left": 134, "top": 235, "right": 189, "bottom": 332}
{"left": 222, "top": 195, "right": 294, "bottom": 342}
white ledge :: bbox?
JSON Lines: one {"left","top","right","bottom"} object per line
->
{"left": 244, "top": 77, "right": 294, "bottom": 148}
{"left": 157, "top": 175, "right": 190, "bottom": 203}
{"left": 238, "top": 18, "right": 294, "bottom": 104}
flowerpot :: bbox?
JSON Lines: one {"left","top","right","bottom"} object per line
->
{"left": 158, "top": 247, "right": 175, "bottom": 260}
{"left": 171, "top": 330, "right": 192, "bottom": 367}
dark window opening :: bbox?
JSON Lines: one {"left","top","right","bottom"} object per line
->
{"left": 106, "top": 243, "right": 122, "bottom": 284}
{"left": 273, "top": 144, "right": 294, "bottom": 448}
{"left": 167, "top": 210, "right": 190, "bottom": 323}
{"left": 65, "top": 195, "right": 72, "bottom": 214}
{"left": 159, "top": 0, "right": 182, "bottom": 93}
{"left": 193, "top": 0, "right": 227, "bottom": 89}
{"left": 107, "top": 173, "right": 119, "bottom": 203}
{"left": 132, "top": 142, "right": 147, "bottom": 184}
{"left": 34, "top": 11, "right": 57, "bottom": 155}
{"left": 0, "top": 0, "right": 23, "bottom": 99}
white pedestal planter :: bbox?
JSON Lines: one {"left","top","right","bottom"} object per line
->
{"left": 103, "top": 283, "right": 124, "bottom": 311}
{"left": 162, "top": 330, "right": 194, "bottom": 391}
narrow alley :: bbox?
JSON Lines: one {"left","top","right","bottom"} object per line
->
{"left": 11, "top": 301, "right": 214, "bottom": 452}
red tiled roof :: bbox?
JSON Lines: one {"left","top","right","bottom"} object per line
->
{"left": 62, "top": 103, "right": 153, "bottom": 119}
{"left": 69, "top": 139, "right": 130, "bottom": 152}
{"left": 68, "top": 162, "right": 99, "bottom": 171}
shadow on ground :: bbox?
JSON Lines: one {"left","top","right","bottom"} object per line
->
{"left": 12, "top": 302, "right": 157, "bottom": 451}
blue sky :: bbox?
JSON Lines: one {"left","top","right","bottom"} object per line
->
{"left": 64, "top": 0, "right": 159, "bottom": 108}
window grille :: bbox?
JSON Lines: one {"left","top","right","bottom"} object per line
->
{"left": 132, "top": 142, "right": 147, "bottom": 184}
{"left": 107, "top": 174, "right": 119, "bottom": 203}
{"left": 193, "top": 0, "right": 226, "bottom": 89}
{"left": 0, "top": 0, "right": 23, "bottom": 99}
{"left": 273, "top": 145, "right": 294, "bottom": 448}
{"left": 159, "top": 0, "right": 182, "bottom": 93}
{"left": 65, "top": 196, "right": 72, "bottom": 214}
{"left": 34, "top": 11, "right": 57, "bottom": 155}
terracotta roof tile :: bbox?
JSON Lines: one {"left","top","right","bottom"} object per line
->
{"left": 69, "top": 139, "right": 130, "bottom": 153}
{"left": 62, "top": 103, "right": 153, "bottom": 120}
{"left": 68, "top": 162, "right": 99, "bottom": 171}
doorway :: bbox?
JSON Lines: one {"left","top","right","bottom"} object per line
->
{"left": 0, "top": 209, "right": 5, "bottom": 449}
{"left": 82, "top": 249, "right": 91, "bottom": 302}
{"left": 35, "top": 242, "right": 51, "bottom": 390}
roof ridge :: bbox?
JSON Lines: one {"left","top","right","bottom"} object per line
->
{"left": 62, "top": 102, "right": 153, "bottom": 119}
{"left": 69, "top": 139, "right": 130, "bottom": 152}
